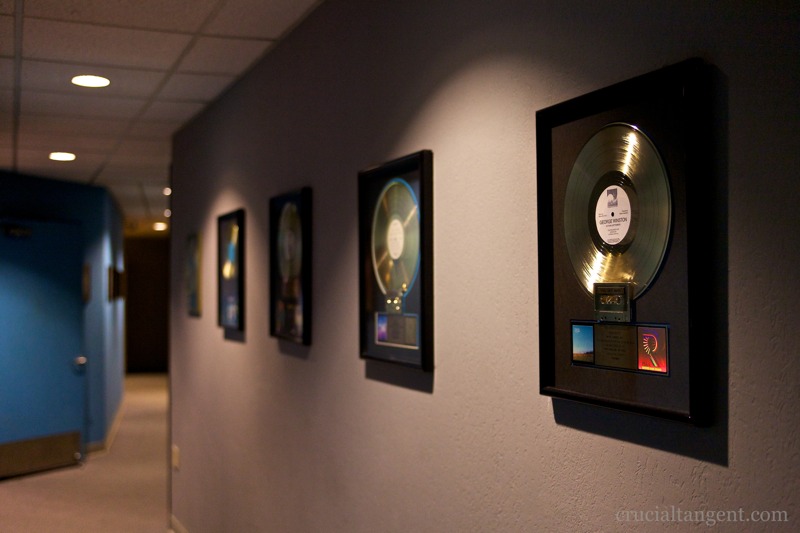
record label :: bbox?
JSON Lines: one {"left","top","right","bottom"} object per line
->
{"left": 387, "top": 219, "right": 405, "bottom": 260}
{"left": 595, "top": 185, "right": 632, "bottom": 245}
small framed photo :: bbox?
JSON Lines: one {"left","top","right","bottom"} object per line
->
{"left": 269, "top": 187, "right": 312, "bottom": 345}
{"left": 358, "top": 150, "right": 433, "bottom": 371}
{"left": 218, "top": 209, "right": 245, "bottom": 331}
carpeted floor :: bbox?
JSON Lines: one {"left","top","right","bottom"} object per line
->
{"left": 0, "top": 374, "right": 169, "bottom": 532}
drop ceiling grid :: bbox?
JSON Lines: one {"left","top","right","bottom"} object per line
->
{"left": 1, "top": 0, "right": 326, "bottom": 232}
{"left": 22, "top": 0, "right": 222, "bottom": 33}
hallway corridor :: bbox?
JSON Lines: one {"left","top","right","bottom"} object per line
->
{"left": 0, "top": 374, "right": 169, "bottom": 532}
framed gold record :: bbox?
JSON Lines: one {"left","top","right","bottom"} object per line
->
{"left": 270, "top": 187, "right": 312, "bottom": 345}
{"left": 218, "top": 209, "right": 245, "bottom": 332}
{"left": 359, "top": 150, "right": 433, "bottom": 370}
{"left": 536, "top": 58, "right": 716, "bottom": 424}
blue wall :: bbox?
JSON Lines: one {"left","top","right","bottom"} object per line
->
{"left": 0, "top": 170, "right": 125, "bottom": 446}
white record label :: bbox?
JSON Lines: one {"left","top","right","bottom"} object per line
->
{"left": 387, "top": 218, "right": 405, "bottom": 260}
{"left": 595, "top": 186, "right": 632, "bottom": 245}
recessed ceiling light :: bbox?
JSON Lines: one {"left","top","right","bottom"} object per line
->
{"left": 163, "top": 187, "right": 172, "bottom": 196}
{"left": 164, "top": 209, "right": 172, "bottom": 218}
{"left": 49, "top": 152, "right": 76, "bottom": 161}
{"left": 71, "top": 75, "right": 110, "bottom": 88}
{"left": 153, "top": 222, "right": 169, "bottom": 232}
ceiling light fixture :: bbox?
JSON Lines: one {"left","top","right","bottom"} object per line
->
{"left": 163, "top": 187, "right": 172, "bottom": 196}
{"left": 153, "top": 222, "right": 169, "bottom": 232}
{"left": 49, "top": 152, "right": 76, "bottom": 161}
{"left": 71, "top": 75, "right": 110, "bottom": 88}
{"left": 164, "top": 209, "right": 172, "bottom": 218}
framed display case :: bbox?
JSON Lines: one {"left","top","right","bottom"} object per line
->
{"left": 358, "top": 150, "right": 433, "bottom": 371}
{"left": 218, "top": 209, "right": 245, "bottom": 331}
{"left": 536, "top": 58, "right": 714, "bottom": 423}
{"left": 269, "top": 187, "right": 312, "bottom": 345}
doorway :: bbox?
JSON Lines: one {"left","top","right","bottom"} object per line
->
{"left": 0, "top": 219, "right": 87, "bottom": 478}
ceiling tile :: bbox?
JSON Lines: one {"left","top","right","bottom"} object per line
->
{"left": 22, "top": 60, "right": 166, "bottom": 98}
{"left": 19, "top": 114, "right": 130, "bottom": 138}
{"left": 178, "top": 36, "right": 272, "bottom": 75}
{"left": 0, "top": 58, "right": 13, "bottom": 89}
{"left": 0, "top": 15, "right": 13, "bottom": 56}
{"left": 0, "top": 108, "right": 14, "bottom": 164}
{"left": 96, "top": 164, "right": 170, "bottom": 184}
{"left": 0, "top": 126, "right": 10, "bottom": 141}
{"left": 16, "top": 148, "right": 106, "bottom": 182}
{"left": 149, "top": 203, "right": 170, "bottom": 218}
{"left": 114, "top": 138, "right": 171, "bottom": 159}
{"left": 22, "top": 90, "right": 145, "bottom": 119}
{"left": 17, "top": 131, "right": 117, "bottom": 153}
{"left": 101, "top": 182, "right": 151, "bottom": 218}
{"left": 124, "top": 210, "right": 156, "bottom": 223}
{"left": 159, "top": 72, "right": 237, "bottom": 101}
{"left": 127, "top": 120, "right": 183, "bottom": 140}
{"left": 145, "top": 183, "right": 171, "bottom": 201}
{"left": 6, "top": 0, "right": 326, "bottom": 228}
{"left": 140, "top": 100, "right": 205, "bottom": 123}
{"left": 103, "top": 182, "right": 142, "bottom": 203}
{"left": 23, "top": 19, "right": 192, "bottom": 70}
{"left": 0, "top": 88, "right": 13, "bottom": 167}
{"left": 206, "top": 0, "right": 322, "bottom": 39}
{"left": 24, "top": 0, "right": 220, "bottom": 33}
{"left": 105, "top": 151, "right": 170, "bottom": 170}
{"left": 0, "top": 87, "right": 11, "bottom": 119}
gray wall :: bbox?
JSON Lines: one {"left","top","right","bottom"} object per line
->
{"left": 169, "top": 1, "right": 800, "bottom": 531}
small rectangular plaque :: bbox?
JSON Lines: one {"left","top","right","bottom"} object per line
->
{"left": 594, "top": 283, "right": 632, "bottom": 322}
{"left": 571, "top": 321, "right": 670, "bottom": 375}
{"left": 375, "top": 313, "right": 419, "bottom": 349}
{"left": 594, "top": 323, "right": 638, "bottom": 369}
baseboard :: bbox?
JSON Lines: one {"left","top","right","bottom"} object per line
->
{"left": 87, "top": 399, "right": 126, "bottom": 455}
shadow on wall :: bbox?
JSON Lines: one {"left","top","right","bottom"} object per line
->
{"left": 365, "top": 360, "right": 434, "bottom": 393}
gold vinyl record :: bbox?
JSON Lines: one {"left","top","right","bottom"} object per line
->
{"left": 277, "top": 201, "right": 302, "bottom": 280}
{"left": 564, "top": 122, "right": 671, "bottom": 299}
{"left": 371, "top": 178, "right": 420, "bottom": 296}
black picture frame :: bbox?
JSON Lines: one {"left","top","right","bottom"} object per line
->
{"left": 269, "top": 187, "right": 312, "bottom": 345}
{"left": 358, "top": 150, "right": 433, "bottom": 371}
{"left": 218, "top": 209, "right": 245, "bottom": 331}
{"left": 536, "top": 59, "right": 714, "bottom": 423}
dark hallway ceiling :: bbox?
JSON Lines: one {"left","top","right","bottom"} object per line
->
{"left": 1, "top": 0, "right": 323, "bottom": 234}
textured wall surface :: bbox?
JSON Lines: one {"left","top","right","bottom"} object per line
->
{"left": 169, "top": 1, "right": 800, "bottom": 531}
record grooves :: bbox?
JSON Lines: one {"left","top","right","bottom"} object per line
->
{"left": 563, "top": 122, "right": 672, "bottom": 300}
{"left": 371, "top": 178, "right": 420, "bottom": 298}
